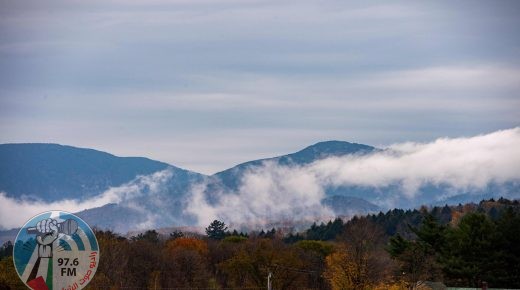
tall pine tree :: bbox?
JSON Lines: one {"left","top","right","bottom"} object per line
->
{"left": 205, "top": 220, "right": 228, "bottom": 240}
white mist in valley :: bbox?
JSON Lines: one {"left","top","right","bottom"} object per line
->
{"left": 184, "top": 162, "right": 336, "bottom": 230}
{"left": 185, "top": 127, "right": 520, "bottom": 228}
{"left": 0, "top": 170, "right": 173, "bottom": 230}
{"left": 1, "top": 128, "right": 519, "bottom": 231}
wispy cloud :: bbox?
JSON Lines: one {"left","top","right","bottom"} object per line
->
{"left": 0, "top": 169, "right": 173, "bottom": 230}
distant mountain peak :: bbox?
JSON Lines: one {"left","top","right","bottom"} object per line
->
{"left": 213, "top": 140, "right": 377, "bottom": 189}
{"left": 307, "top": 140, "right": 361, "bottom": 147}
{"left": 288, "top": 140, "right": 375, "bottom": 162}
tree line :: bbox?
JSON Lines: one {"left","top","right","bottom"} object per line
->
{"left": 0, "top": 197, "right": 519, "bottom": 289}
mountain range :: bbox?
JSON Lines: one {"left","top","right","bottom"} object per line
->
{"left": 0, "top": 143, "right": 196, "bottom": 201}
{"left": 1, "top": 141, "right": 517, "bottom": 234}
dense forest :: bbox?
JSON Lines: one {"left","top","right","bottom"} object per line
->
{"left": 1, "top": 198, "right": 519, "bottom": 290}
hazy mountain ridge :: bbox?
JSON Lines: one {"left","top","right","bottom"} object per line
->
{"left": 0, "top": 143, "right": 203, "bottom": 202}
{"left": 81, "top": 141, "right": 381, "bottom": 233}
{"left": 321, "top": 195, "right": 380, "bottom": 216}
{"left": 0, "top": 142, "right": 382, "bottom": 233}
{"left": 1, "top": 139, "right": 518, "bottom": 234}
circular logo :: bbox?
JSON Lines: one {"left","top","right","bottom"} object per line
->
{"left": 13, "top": 211, "right": 100, "bottom": 290}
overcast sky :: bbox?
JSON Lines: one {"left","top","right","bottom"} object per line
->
{"left": 1, "top": 0, "right": 519, "bottom": 174}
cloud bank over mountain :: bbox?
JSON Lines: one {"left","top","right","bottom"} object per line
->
{"left": 1, "top": 128, "right": 519, "bottom": 231}
{"left": 185, "top": 128, "right": 520, "bottom": 227}
{"left": 313, "top": 127, "right": 520, "bottom": 195}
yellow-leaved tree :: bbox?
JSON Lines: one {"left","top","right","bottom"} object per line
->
{"left": 324, "top": 218, "right": 394, "bottom": 290}
{"left": 324, "top": 247, "right": 358, "bottom": 290}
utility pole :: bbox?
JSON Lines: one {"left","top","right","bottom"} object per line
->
{"left": 267, "top": 271, "right": 273, "bottom": 290}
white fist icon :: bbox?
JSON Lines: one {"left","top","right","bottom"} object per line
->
{"left": 36, "top": 218, "right": 58, "bottom": 233}
{"left": 35, "top": 218, "right": 59, "bottom": 258}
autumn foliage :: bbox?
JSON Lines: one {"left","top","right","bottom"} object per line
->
{"left": 0, "top": 198, "right": 519, "bottom": 289}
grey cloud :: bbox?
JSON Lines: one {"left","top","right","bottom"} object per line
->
{"left": 1, "top": 0, "right": 519, "bottom": 173}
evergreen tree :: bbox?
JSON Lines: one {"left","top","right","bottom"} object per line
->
{"left": 284, "top": 232, "right": 304, "bottom": 244}
{"left": 265, "top": 228, "right": 276, "bottom": 239}
{"left": 131, "top": 230, "right": 160, "bottom": 243}
{"left": 440, "top": 213, "right": 504, "bottom": 287}
{"left": 494, "top": 207, "right": 520, "bottom": 287}
{"left": 205, "top": 220, "right": 228, "bottom": 240}
{"left": 488, "top": 207, "right": 499, "bottom": 220}
{"left": 411, "top": 214, "right": 446, "bottom": 252}
{"left": 0, "top": 241, "right": 13, "bottom": 260}
{"left": 440, "top": 204, "right": 452, "bottom": 224}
